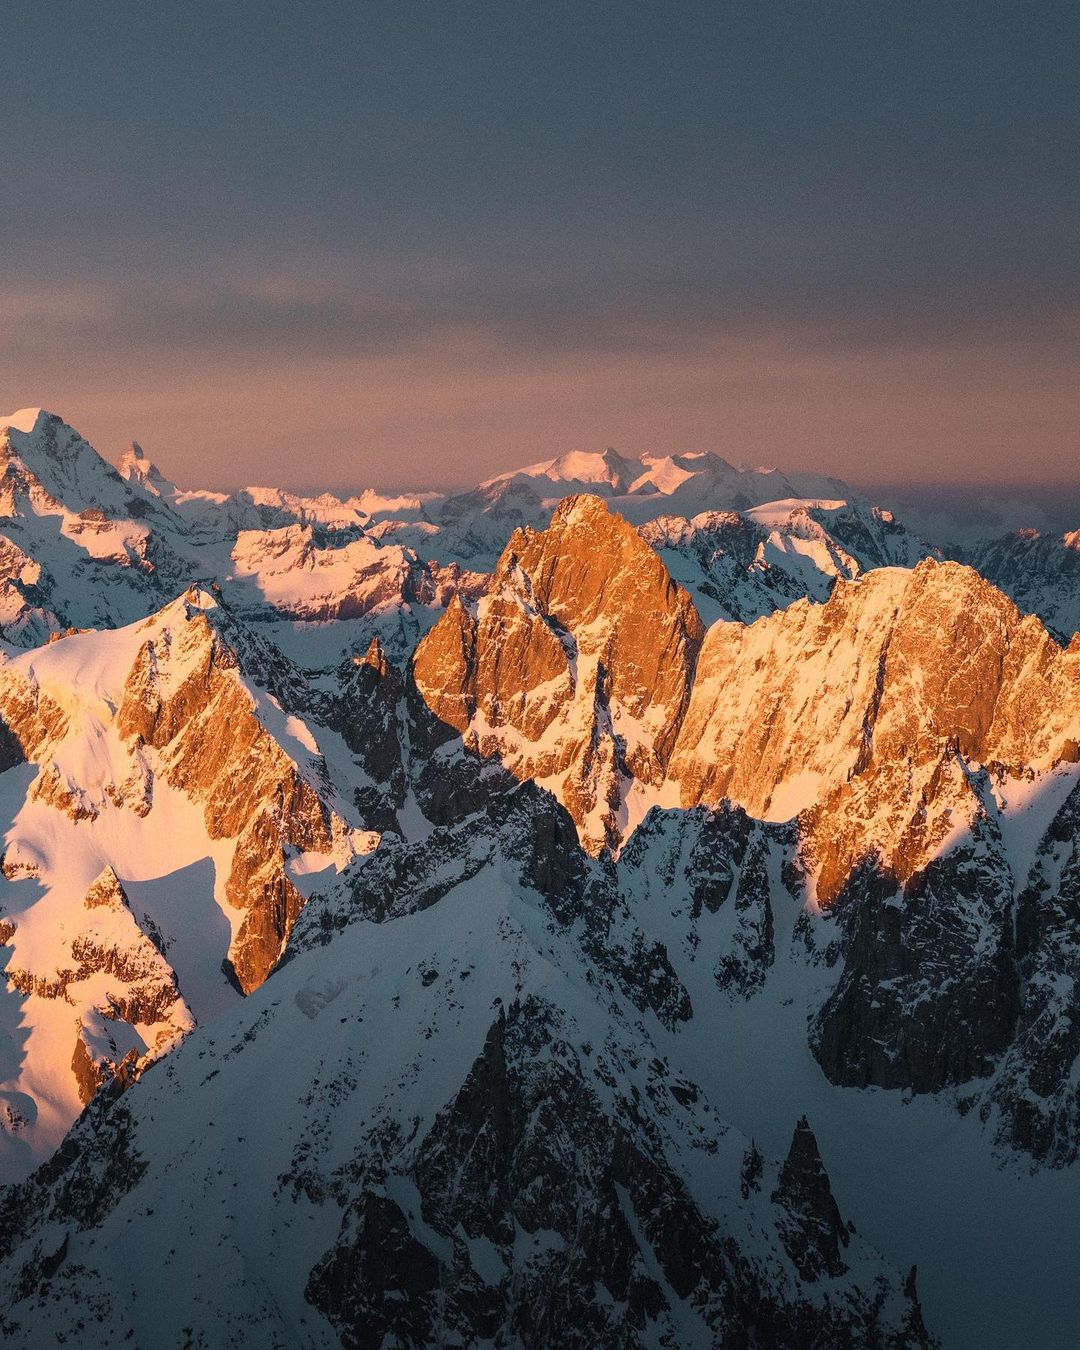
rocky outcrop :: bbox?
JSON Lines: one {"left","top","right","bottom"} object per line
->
{"left": 0, "top": 669, "right": 68, "bottom": 765}
{"left": 115, "top": 592, "right": 352, "bottom": 992}
{"left": 641, "top": 560, "right": 1080, "bottom": 1116}
{"left": 967, "top": 528, "right": 1080, "bottom": 643}
{"left": 293, "top": 782, "right": 692, "bottom": 1030}
{"left": 810, "top": 818, "right": 1020, "bottom": 1094}
{"left": 324, "top": 638, "right": 406, "bottom": 828}
{"left": 640, "top": 509, "right": 814, "bottom": 621}
{"left": 617, "top": 804, "right": 786, "bottom": 1001}
{"left": 992, "top": 777, "right": 1080, "bottom": 1164}
{"left": 671, "top": 560, "right": 1080, "bottom": 888}
{"left": 70, "top": 1036, "right": 139, "bottom": 1108}
{"left": 413, "top": 494, "right": 704, "bottom": 853}
{"left": 5, "top": 865, "right": 192, "bottom": 1109}
{"left": 409, "top": 530, "right": 1080, "bottom": 1147}
{"left": 0, "top": 580, "right": 389, "bottom": 1175}
{"left": 771, "top": 1117, "right": 849, "bottom": 1281}
{"left": 413, "top": 519, "right": 1080, "bottom": 879}
{"left": 306, "top": 1001, "right": 930, "bottom": 1349}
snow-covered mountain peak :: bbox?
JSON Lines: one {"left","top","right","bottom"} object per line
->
{"left": 0, "top": 408, "right": 143, "bottom": 524}
{"left": 544, "top": 488, "right": 625, "bottom": 531}
{"left": 435, "top": 447, "right": 864, "bottom": 559}
{"left": 0, "top": 407, "right": 50, "bottom": 436}
{"left": 415, "top": 491, "right": 705, "bottom": 853}
{"left": 745, "top": 496, "right": 849, "bottom": 524}
{"left": 626, "top": 450, "right": 709, "bottom": 495}
{"left": 485, "top": 446, "right": 639, "bottom": 492}
{"left": 116, "top": 441, "right": 176, "bottom": 499}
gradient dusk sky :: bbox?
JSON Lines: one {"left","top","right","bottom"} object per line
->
{"left": 3, "top": 2, "right": 1077, "bottom": 491}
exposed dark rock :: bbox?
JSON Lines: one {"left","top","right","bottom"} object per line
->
{"left": 771, "top": 1116, "right": 848, "bottom": 1281}
{"left": 811, "top": 842, "right": 1019, "bottom": 1093}
{"left": 307, "top": 1002, "right": 931, "bottom": 1349}
{"left": 993, "top": 778, "right": 1080, "bottom": 1164}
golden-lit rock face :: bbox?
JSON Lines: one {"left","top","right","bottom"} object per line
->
{"left": 115, "top": 608, "right": 340, "bottom": 992}
{"left": 671, "top": 558, "right": 1080, "bottom": 899}
{"left": 413, "top": 494, "right": 705, "bottom": 854}
{"left": 0, "top": 594, "right": 354, "bottom": 999}
{"left": 5, "top": 863, "right": 192, "bottom": 1107}
{"left": 416, "top": 521, "right": 1080, "bottom": 896}
{"left": 0, "top": 670, "right": 68, "bottom": 763}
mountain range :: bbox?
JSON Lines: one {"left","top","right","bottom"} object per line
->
{"left": 1, "top": 408, "right": 1080, "bottom": 1347}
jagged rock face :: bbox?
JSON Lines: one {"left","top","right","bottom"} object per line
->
{"left": 322, "top": 638, "right": 407, "bottom": 828}
{"left": 809, "top": 836, "right": 1020, "bottom": 1094}
{"left": 307, "top": 999, "right": 928, "bottom": 1350}
{"left": 649, "top": 562, "right": 1080, "bottom": 1103}
{"left": 819, "top": 501, "right": 934, "bottom": 571}
{"left": 993, "top": 778, "right": 1080, "bottom": 1164}
{"left": 0, "top": 586, "right": 381, "bottom": 1177}
{"left": 771, "top": 1117, "right": 850, "bottom": 1281}
{"left": 671, "top": 560, "right": 1080, "bottom": 892}
{"left": 413, "top": 494, "right": 704, "bottom": 852}
{"left": 0, "top": 412, "right": 130, "bottom": 520}
{"left": 295, "top": 784, "right": 692, "bottom": 1030}
{"left": 305, "top": 1000, "right": 708, "bottom": 1350}
{"left": 617, "top": 785, "right": 1080, "bottom": 1181}
{"left": 4, "top": 865, "right": 192, "bottom": 1111}
{"left": 114, "top": 598, "right": 351, "bottom": 992}
{"left": 414, "top": 524, "right": 1080, "bottom": 898}
{"left": 617, "top": 804, "right": 784, "bottom": 1001}
{"left": 228, "top": 522, "right": 488, "bottom": 637}
{"left": 0, "top": 532, "right": 59, "bottom": 644}
{"left": 967, "top": 528, "right": 1080, "bottom": 644}
{"left": 0, "top": 668, "right": 68, "bottom": 765}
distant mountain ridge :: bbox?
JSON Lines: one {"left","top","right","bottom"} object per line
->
{"left": 6, "top": 406, "right": 1078, "bottom": 652}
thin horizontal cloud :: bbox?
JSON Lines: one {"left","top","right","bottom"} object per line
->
{"left": 4, "top": 258, "right": 1078, "bottom": 373}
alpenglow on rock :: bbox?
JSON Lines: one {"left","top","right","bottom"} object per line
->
{"left": 413, "top": 494, "right": 704, "bottom": 853}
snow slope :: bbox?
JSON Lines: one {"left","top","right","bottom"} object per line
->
{"left": 0, "top": 589, "right": 379, "bottom": 1178}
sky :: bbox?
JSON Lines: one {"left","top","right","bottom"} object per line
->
{"left": 2, "top": 1, "right": 1077, "bottom": 492}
